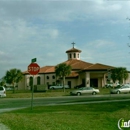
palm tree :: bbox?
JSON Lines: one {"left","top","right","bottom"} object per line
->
{"left": 111, "top": 67, "right": 128, "bottom": 85}
{"left": 111, "top": 68, "right": 118, "bottom": 84}
{"left": 55, "top": 63, "right": 71, "bottom": 92}
{"left": 121, "top": 67, "right": 129, "bottom": 84}
{"left": 0, "top": 78, "right": 5, "bottom": 86}
{"left": 4, "top": 68, "right": 23, "bottom": 93}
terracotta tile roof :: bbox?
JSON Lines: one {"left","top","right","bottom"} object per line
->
{"left": 23, "top": 71, "right": 28, "bottom": 74}
{"left": 23, "top": 61, "right": 115, "bottom": 75}
{"left": 23, "top": 66, "right": 55, "bottom": 74}
{"left": 39, "top": 66, "right": 55, "bottom": 73}
{"left": 66, "top": 47, "right": 81, "bottom": 53}
{"left": 85, "top": 63, "right": 115, "bottom": 70}
{"left": 63, "top": 59, "right": 93, "bottom": 70}
{"left": 67, "top": 71, "right": 79, "bottom": 77}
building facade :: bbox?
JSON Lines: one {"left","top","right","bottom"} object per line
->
{"left": 18, "top": 44, "right": 130, "bottom": 90}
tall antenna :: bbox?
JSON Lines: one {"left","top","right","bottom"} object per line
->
{"left": 72, "top": 42, "right": 75, "bottom": 48}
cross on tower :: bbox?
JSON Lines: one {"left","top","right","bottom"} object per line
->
{"left": 72, "top": 42, "right": 75, "bottom": 48}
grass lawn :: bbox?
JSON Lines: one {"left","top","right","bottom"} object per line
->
{"left": 0, "top": 101, "right": 130, "bottom": 130}
{"left": 6, "top": 87, "right": 110, "bottom": 98}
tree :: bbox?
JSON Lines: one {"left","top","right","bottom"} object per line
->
{"left": 111, "top": 67, "right": 128, "bottom": 85}
{"left": 4, "top": 68, "right": 23, "bottom": 93}
{"left": 55, "top": 63, "right": 71, "bottom": 92}
{"left": 0, "top": 79, "right": 5, "bottom": 86}
{"left": 111, "top": 68, "right": 118, "bottom": 83}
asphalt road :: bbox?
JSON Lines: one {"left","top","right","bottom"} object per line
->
{"left": 0, "top": 94, "right": 130, "bottom": 113}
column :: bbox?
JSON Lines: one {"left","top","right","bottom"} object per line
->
{"left": 85, "top": 72, "right": 90, "bottom": 87}
{"left": 103, "top": 73, "right": 106, "bottom": 87}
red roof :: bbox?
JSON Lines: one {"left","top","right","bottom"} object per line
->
{"left": 84, "top": 63, "right": 115, "bottom": 70}
{"left": 63, "top": 59, "right": 93, "bottom": 70}
{"left": 67, "top": 71, "right": 79, "bottom": 78}
{"left": 23, "top": 60, "right": 115, "bottom": 75}
{"left": 23, "top": 66, "right": 55, "bottom": 74}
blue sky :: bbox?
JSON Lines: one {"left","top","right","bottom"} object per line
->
{"left": 0, "top": 0, "right": 130, "bottom": 78}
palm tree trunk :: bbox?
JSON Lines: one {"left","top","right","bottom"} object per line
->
{"left": 12, "top": 82, "right": 16, "bottom": 93}
{"left": 13, "top": 85, "right": 15, "bottom": 93}
{"left": 63, "top": 76, "right": 65, "bottom": 92}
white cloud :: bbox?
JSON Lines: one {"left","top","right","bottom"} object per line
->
{"left": 80, "top": 39, "right": 118, "bottom": 64}
{"left": 0, "top": 0, "right": 130, "bottom": 23}
{"left": 0, "top": 0, "right": 130, "bottom": 78}
{"left": 87, "top": 40, "right": 115, "bottom": 48}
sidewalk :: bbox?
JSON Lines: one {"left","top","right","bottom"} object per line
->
{"left": 0, "top": 107, "right": 26, "bottom": 130}
{"left": 0, "top": 107, "right": 26, "bottom": 113}
{"left": 0, "top": 123, "right": 10, "bottom": 130}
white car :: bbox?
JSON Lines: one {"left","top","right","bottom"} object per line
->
{"left": 110, "top": 85, "right": 130, "bottom": 94}
{"left": 70, "top": 87, "right": 100, "bottom": 96}
{"left": 50, "top": 85, "right": 69, "bottom": 89}
{"left": 0, "top": 86, "right": 6, "bottom": 97}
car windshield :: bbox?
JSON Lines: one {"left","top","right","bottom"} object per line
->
{"left": 88, "top": 87, "right": 93, "bottom": 90}
{"left": 79, "top": 87, "right": 84, "bottom": 90}
{"left": 79, "top": 87, "right": 93, "bottom": 90}
{"left": 121, "top": 86, "right": 130, "bottom": 89}
{"left": 0, "top": 87, "right": 4, "bottom": 90}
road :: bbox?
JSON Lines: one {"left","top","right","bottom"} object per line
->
{"left": 0, "top": 94, "right": 130, "bottom": 113}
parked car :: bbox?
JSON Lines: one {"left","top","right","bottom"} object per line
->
{"left": 70, "top": 87, "right": 100, "bottom": 96}
{"left": 49, "top": 84, "right": 69, "bottom": 89}
{"left": 105, "top": 83, "right": 121, "bottom": 88}
{"left": 6, "top": 87, "right": 13, "bottom": 91}
{"left": 74, "top": 84, "right": 84, "bottom": 89}
{"left": 0, "top": 86, "right": 6, "bottom": 97}
{"left": 110, "top": 85, "right": 130, "bottom": 94}
{"left": 105, "top": 83, "right": 113, "bottom": 88}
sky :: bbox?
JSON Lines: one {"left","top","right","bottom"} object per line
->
{"left": 0, "top": 0, "right": 130, "bottom": 78}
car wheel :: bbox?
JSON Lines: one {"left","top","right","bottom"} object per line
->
{"left": 117, "top": 91, "right": 120, "bottom": 94}
{"left": 92, "top": 92, "right": 96, "bottom": 95}
{"left": 77, "top": 92, "right": 81, "bottom": 96}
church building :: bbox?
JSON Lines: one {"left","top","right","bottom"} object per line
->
{"left": 18, "top": 43, "right": 130, "bottom": 90}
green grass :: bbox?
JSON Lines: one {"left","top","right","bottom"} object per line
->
{"left": 6, "top": 89, "right": 71, "bottom": 98}
{"left": 0, "top": 101, "right": 130, "bottom": 130}
{"left": 6, "top": 88, "right": 110, "bottom": 98}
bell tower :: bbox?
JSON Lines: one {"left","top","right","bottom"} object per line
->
{"left": 66, "top": 42, "right": 81, "bottom": 60}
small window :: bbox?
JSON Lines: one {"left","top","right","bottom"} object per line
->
{"left": 74, "top": 53, "right": 76, "bottom": 58}
{"left": 46, "top": 76, "right": 49, "bottom": 79}
{"left": 37, "top": 76, "right": 41, "bottom": 85}
{"left": 69, "top": 54, "right": 71, "bottom": 59}
{"left": 52, "top": 75, "right": 55, "bottom": 79}
{"left": 29, "top": 77, "right": 33, "bottom": 86}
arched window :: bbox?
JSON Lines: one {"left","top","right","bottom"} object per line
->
{"left": 74, "top": 53, "right": 76, "bottom": 58}
{"left": 46, "top": 76, "right": 49, "bottom": 79}
{"left": 69, "top": 54, "right": 71, "bottom": 59}
{"left": 52, "top": 75, "right": 55, "bottom": 79}
{"left": 37, "top": 76, "right": 41, "bottom": 85}
{"left": 29, "top": 77, "right": 33, "bottom": 86}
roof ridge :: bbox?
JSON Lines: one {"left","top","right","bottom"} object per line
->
{"left": 84, "top": 63, "right": 115, "bottom": 70}
{"left": 84, "top": 63, "right": 95, "bottom": 69}
{"left": 65, "top": 59, "right": 93, "bottom": 64}
{"left": 95, "top": 63, "right": 115, "bottom": 68}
